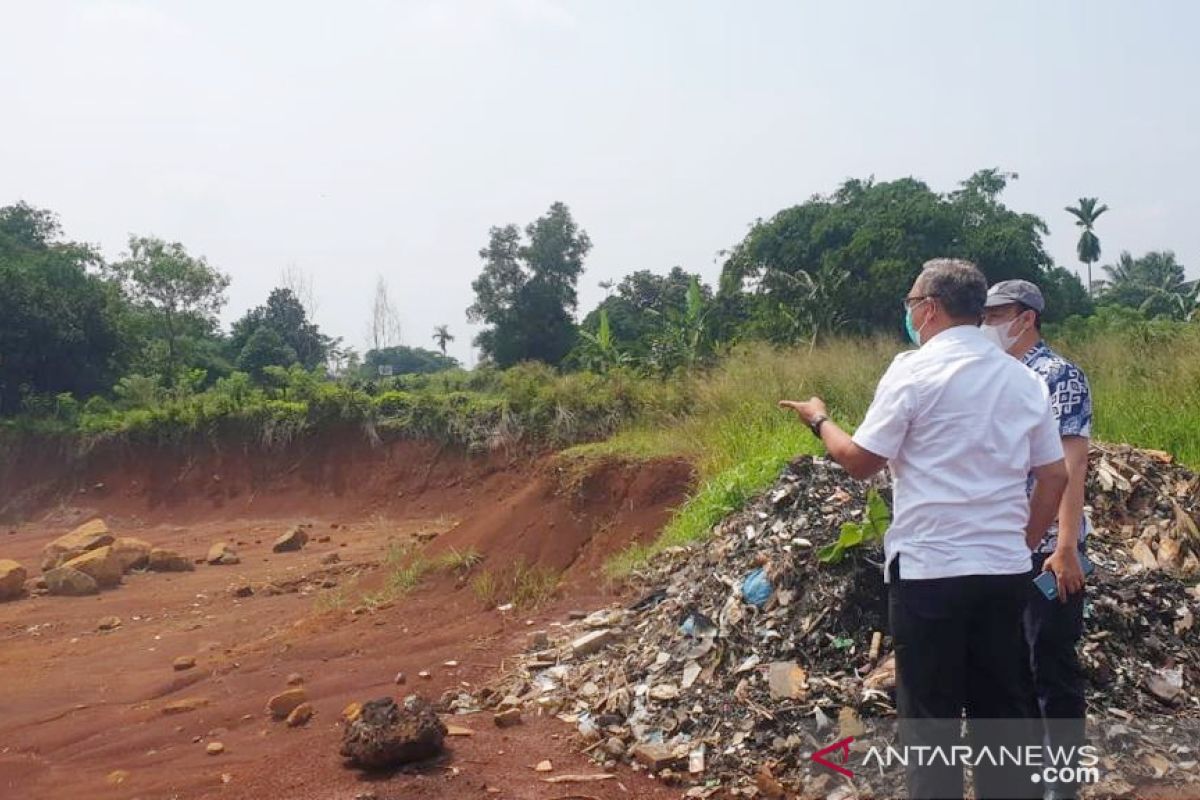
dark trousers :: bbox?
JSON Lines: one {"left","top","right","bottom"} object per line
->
{"left": 889, "top": 558, "right": 1039, "bottom": 800}
{"left": 1024, "top": 551, "right": 1086, "bottom": 799}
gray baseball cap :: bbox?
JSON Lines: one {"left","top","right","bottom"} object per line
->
{"left": 985, "top": 279, "right": 1045, "bottom": 312}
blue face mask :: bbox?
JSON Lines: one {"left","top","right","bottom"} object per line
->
{"left": 904, "top": 299, "right": 929, "bottom": 346}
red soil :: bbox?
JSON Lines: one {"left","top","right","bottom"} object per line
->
{"left": 0, "top": 438, "right": 693, "bottom": 800}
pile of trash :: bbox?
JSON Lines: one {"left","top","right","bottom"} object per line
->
{"left": 473, "top": 447, "right": 1200, "bottom": 798}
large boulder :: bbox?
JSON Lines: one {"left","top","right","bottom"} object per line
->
{"left": 62, "top": 546, "right": 123, "bottom": 588}
{"left": 0, "top": 559, "right": 27, "bottom": 601}
{"left": 45, "top": 566, "right": 99, "bottom": 596}
{"left": 148, "top": 548, "right": 195, "bottom": 572}
{"left": 340, "top": 696, "right": 447, "bottom": 769}
{"left": 41, "top": 519, "right": 114, "bottom": 571}
{"left": 206, "top": 542, "right": 239, "bottom": 566}
{"left": 111, "top": 537, "right": 153, "bottom": 572}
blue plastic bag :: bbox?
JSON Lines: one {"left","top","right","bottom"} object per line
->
{"left": 740, "top": 567, "right": 772, "bottom": 608}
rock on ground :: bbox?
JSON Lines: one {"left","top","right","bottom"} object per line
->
{"left": 272, "top": 526, "right": 308, "bottom": 553}
{"left": 62, "top": 545, "right": 123, "bottom": 588}
{"left": 206, "top": 542, "right": 239, "bottom": 566}
{"left": 44, "top": 565, "right": 99, "bottom": 596}
{"left": 0, "top": 559, "right": 27, "bottom": 601}
{"left": 110, "top": 537, "right": 153, "bottom": 572}
{"left": 41, "top": 519, "right": 113, "bottom": 571}
{"left": 148, "top": 548, "right": 194, "bottom": 572}
{"left": 340, "top": 696, "right": 447, "bottom": 769}
{"left": 267, "top": 688, "right": 307, "bottom": 719}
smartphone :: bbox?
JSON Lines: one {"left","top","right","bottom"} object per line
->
{"left": 1034, "top": 553, "right": 1094, "bottom": 601}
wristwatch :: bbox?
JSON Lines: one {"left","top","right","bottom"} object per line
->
{"left": 808, "top": 414, "right": 829, "bottom": 437}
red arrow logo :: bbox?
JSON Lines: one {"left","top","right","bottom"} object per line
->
{"left": 811, "top": 736, "right": 855, "bottom": 777}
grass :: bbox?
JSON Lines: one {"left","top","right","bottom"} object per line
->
{"left": 469, "top": 560, "right": 561, "bottom": 610}
{"left": 601, "top": 339, "right": 893, "bottom": 576}
{"left": 1056, "top": 327, "right": 1200, "bottom": 466}
{"left": 601, "top": 328, "right": 1200, "bottom": 577}
{"left": 437, "top": 547, "right": 484, "bottom": 574}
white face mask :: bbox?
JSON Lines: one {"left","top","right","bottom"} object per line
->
{"left": 981, "top": 317, "right": 1023, "bottom": 352}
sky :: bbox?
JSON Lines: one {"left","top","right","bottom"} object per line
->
{"left": 3, "top": 0, "right": 1197, "bottom": 364}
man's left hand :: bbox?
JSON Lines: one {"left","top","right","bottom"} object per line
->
{"left": 778, "top": 397, "right": 828, "bottom": 427}
{"left": 1042, "top": 547, "right": 1086, "bottom": 602}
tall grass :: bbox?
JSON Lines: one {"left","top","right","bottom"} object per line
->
{"left": 1056, "top": 327, "right": 1200, "bottom": 465}
{"left": 600, "top": 338, "right": 895, "bottom": 575}
{"left": 602, "top": 328, "right": 1200, "bottom": 576}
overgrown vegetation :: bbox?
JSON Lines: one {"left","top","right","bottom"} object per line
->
{"left": 602, "top": 324, "right": 1200, "bottom": 576}
{"left": 4, "top": 361, "right": 691, "bottom": 452}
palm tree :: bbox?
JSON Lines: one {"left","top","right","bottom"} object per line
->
{"left": 1065, "top": 197, "right": 1109, "bottom": 295}
{"left": 431, "top": 325, "right": 454, "bottom": 356}
{"left": 1101, "top": 250, "right": 1195, "bottom": 319}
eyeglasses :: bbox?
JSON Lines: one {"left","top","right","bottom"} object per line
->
{"left": 902, "top": 294, "right": 937, "bottom": 311}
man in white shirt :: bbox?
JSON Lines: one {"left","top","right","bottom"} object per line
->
{"left": 781, "top": 259, "right": 1069, "bottom": 799}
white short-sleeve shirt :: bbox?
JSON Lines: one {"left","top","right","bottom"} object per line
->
{"left": 852, "top": 325, "right": 1064, "bottom": 581}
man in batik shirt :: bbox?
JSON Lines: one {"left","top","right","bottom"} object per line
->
{"left": 983, "top": 279, "right": 1093, "bottom": 800}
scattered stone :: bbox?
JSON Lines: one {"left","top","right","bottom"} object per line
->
{"left": 570, "top": 628, "right": 617, "bottom": 657}
{"left": 340, "top": 696, "right": 447, "bottom": 769}
{"left": 110, "top": 537, "right": 153, "bottom": 572}
{"left": 267, "top": 688, "right": 307, "bottom": 719}
{"left": 287, "top": 702, "right": 314, "bottom": 727}
{"left": 534, "top": 759, "right": 553, "bottom": 772}
{"left": 231, "top": 583, "right": 254, "bottom": 598}
{"left": 528, "top": 630, "right": 550, "bottom": 650}
{"left": 206, "top": 542, "right": 239, "bottom": 566}
{"left": 206, "top": 742, "right": 225, "bottom": 756}
{"left": 286, "top": 672, "right": 304, "bottom": 686}
{"left": 23, "top": 576, "right": 47, "bottom": 596}
{"left": 62, "top": 545, "right": 122, "bottom": 588}
{"left": 41, "top": 518, "right": 113, "bottom": 571}
{"left": 174, "top": 656, "right": 196, "bottom": 671}
{"left": 44, "top": 565, "right": 99, "bottom": 596}
{"left": 342, "top": 701, "right": 363, "bottom": 722}
{"left": 0, "top": 559, "right": 27, "bottom": 600}
{"left": 273, "top": 526, "right": 308, "bottom": 553}
{"left": 445, "top": 724, "right": 474, "bottom": 737}
{"left": 632, "top": 743, "right": 681, "bottom": 771}
{"left": 98, "top": 616, "right": 122, "bottom": 631}
{"left": 493, "top": 708, "right": 522, "bottom": 728}
{"left": 162, "top": 698, "right": 208, "bottom": 715}
{"left": 394, "top": 672, "right": 406, "bottom": 685}
{"left": 147, "top": 548, "right": 194, "bottom": 572}
{"left": 320, "top": 552, "right": 340, "bottom": 565}
{"left": 417, "top": 670, "right": 431, "bottom": 680}
{"left": 106, "top": 769, "right": 130, "bottom": 785}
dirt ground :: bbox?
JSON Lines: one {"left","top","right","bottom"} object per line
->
{"left": 0, "top": 440, "right": 693, "bottom": 800}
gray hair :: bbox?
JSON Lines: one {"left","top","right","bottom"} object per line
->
{"left": 917, "top": 258, "right": 987, "bottom": 320}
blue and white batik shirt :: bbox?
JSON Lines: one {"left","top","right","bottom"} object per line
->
{"left": 1022, "top": 340, "right": 1093, "bottom": 555}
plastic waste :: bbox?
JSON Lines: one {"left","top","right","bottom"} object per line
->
{"left": 741, "top": 566, "right": 772, "bottom": 608}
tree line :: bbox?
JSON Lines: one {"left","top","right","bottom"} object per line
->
{"left": 1, "top": 168, "right": 1195, "bottom": 416}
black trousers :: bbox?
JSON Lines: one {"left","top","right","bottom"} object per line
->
{"left": 1024, "top": 551, "right": 1086, "bottom": 799}
{"left": 890, "top": 558, "right": 1039, "bottom": 800}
